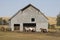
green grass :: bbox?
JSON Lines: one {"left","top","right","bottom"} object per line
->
{"left": 0, "top": 31, "right": 60, "bottom": 40}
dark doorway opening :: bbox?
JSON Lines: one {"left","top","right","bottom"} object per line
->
{"left": 14, "top": 24, "right": 20, "bottom": 30}
{"left": 23, "top": 23, "right": 36, "bottom": 32}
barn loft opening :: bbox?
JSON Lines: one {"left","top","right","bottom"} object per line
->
{"left": 31, "top": 18, "right": 35, "bottom": 22}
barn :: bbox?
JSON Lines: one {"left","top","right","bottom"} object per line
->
{"left": 9, "top": 4, "right": 48, "bottom": 32}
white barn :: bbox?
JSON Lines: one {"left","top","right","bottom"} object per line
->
{"left": 9, "top": 4, "right": 48, "bottom": 32}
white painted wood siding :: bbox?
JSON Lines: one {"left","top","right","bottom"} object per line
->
{"left": 10, "top": 6, "right": 48, "bottom": 32}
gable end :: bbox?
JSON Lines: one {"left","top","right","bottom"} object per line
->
{"left": 9, "top": 4, "right": 48, "bottom": 21}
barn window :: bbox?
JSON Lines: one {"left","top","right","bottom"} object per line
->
{"left": 31, "top": 18, "right": 35, "bottom": 22}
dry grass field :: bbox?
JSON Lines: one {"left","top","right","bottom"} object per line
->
{"left": 0, "top": 31, "right": 60, "bottom": 40}
{"left": 0, "top": 25, "right": 60, "bottom": 40}
{"left": 0, "top": 17, "right": 60, "bottom": 40}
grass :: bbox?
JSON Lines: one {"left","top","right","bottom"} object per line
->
{"left": 0, "top": 31, "right": 60, "bottom": 40}
{"left": 0, "top": 25, "right": 60, "bottom": 40}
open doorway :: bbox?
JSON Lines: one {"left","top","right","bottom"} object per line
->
{"left": 23, "top": 23, "right": 36, "bottom": 32}
{"left": 14, "top": 24, "right": 20, "bottom": 31}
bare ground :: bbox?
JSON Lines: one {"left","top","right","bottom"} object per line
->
{"left": 0, "top": 31, "right": 60, "bottom": 40}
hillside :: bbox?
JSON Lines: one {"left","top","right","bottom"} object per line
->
{"left": 0, "top": 16, "right": 57, "bottom": 25}
{"left": 47, "top": 17, "right": 57, "bottom": 25}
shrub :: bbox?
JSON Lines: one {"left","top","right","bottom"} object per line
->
{"left": 0, "top": 27, "right": 5, "bottom": 31}
{"left": 50, "top": 25, "right": 55, "bottom": 29}
{"left": 6, "top": 28, "right": 11, "bottom": 31}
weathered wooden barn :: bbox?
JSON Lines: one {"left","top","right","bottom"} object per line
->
{"left": 9, "top": 4, "right": 48, "bottom": 32}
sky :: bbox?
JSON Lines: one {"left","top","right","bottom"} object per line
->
{"left": 0, "top": 0, "right": 60, "bottom": 17}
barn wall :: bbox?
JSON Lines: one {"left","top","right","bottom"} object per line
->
{"left": 10, "top": 11, "right": 22, "bottom": 31}
{"left": 36, "top": 23, "right": 48, "bottom": 32}
{"left": 10, "top": 6, "right": 48, "bottom": 32}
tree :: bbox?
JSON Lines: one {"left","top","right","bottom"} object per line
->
{"left": 3, "top": 19, "right": 8, "bottom": 25}
{"left": 57, "top": 13, "right": 60, "bottom": 26}
{"left": 0, "top": 18, "right": 8, "bottom": 25}
{"left": 0, "top": 17, "right": 3, "bottom": 25}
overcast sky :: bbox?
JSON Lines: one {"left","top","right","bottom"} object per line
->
{"left": 0, "top": 0, "right": 60, "bottom": 17}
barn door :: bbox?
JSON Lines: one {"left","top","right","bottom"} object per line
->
{"left": 14, "top": 24, "right": 20, "bottom": 30}
{"left": 23, "top": 23, "right": 36, "bottom": 32}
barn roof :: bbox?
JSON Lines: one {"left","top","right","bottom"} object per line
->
{"left": 21, "top": 4, "right": 40, "bottom": 11}
{"left": 9, "top": 4, "right": 48, "bottom": 21}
